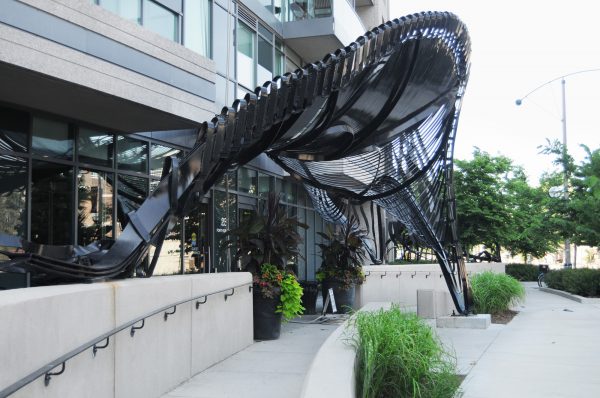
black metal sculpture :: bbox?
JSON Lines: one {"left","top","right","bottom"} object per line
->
{"left": 0, "top": 12, "right": 472, "bottom": 313}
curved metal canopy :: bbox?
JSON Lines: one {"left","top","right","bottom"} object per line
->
{"left": 0, "top": 12, "right": 472, "bottom": 313}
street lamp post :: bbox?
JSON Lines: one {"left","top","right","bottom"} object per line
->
{"left": 514, "top": 69, "right": 600, "bottom": 267}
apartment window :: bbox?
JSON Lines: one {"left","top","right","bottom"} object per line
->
{"left": 98, "top": 0, "right": 141, "bottom": 23}
{"left": 184, "top": 0, "right": 211, "bottom": 57}
{"left": 237, "top": 22, "right": 255, "bottom": 89}
{"left": 143, "top": 0, "right": 179, "bottom": 41}
{"left": 96, "top": 0, "right": 179, "bottom": 42}
{"left": 257, "top": 35, "right": 273, "bottom": 85}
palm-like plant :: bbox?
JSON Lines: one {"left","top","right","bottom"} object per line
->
{"left": 222, "top": 192, "right": 308, "bottom": 273}
{"left": 317, "top": 213, "right": 367, "bottom": 289}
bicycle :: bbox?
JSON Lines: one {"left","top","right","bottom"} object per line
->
{"left": 537, "top": 264, "right": 549, "bottom": 288}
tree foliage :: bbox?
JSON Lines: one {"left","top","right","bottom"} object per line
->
{"left": 454, "top": 149, "right": 560, "bottom": 259}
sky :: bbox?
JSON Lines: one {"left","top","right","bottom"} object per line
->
{"left": 390, "top": 1, "right": 600, "bottom": 183}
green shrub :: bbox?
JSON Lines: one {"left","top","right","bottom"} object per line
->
{"left": 352, "top": 306, "right": 461, "bottom": 398}
{"left": 470, "top": 272, "right": 525, "bottom": 314}
{"left": 505, "top": 263, "right": 539, "bottom": 281}
{"left": 546, "top": 268, "right": 600, "bottom": 297}
{"left": 544, "top": 269, "right": 566, "bottom": 291}
{"left": 277, "top": 273, "right": 305, "bottom": 321}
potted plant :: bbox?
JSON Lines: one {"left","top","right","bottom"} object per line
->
{"left": 316, "top": 214, "right": 367, "bottom": 314}
{"left": 222, "top": 192, "right": 307, "bottom": 339}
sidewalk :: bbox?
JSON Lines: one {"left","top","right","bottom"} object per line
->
{"left": 457, "top": 282, "right": 600, "bottom": 398}
{"left": 162, "top": 283, "right": 600, "bottom": 398}
{"left": 161, "top": 317, "right": 340, "bottom": 398}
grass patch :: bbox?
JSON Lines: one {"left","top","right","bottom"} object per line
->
{"left": 351, "top": 306, "right": 461, "bottom": 398}
{"left": 470, "top": 272, "right": 525, "bottom": 314}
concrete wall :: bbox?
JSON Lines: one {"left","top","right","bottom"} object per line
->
{"left": 0, "top": 273, "right": 253, "bottom": 398}
{"left": 0, "top": 0, "right": 216, "bottom": 132}
{"left": 356, "top": 263, "right": 505, "bottom": 315}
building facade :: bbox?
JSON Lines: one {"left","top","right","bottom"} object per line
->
{"left": 0, "top": 0, "right": 389, "bottom": 281}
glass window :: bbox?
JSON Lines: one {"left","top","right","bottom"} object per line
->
{"left": 78, "top": 128, "right": 114, "bottom": 167}
{"left": 117, "top": 136, "right": 148, "bottom": 173}
{"left": 257, "top": 35, "right": 273, "bottom": 85}
{"left": 143, "top": 0, "right": 178, "bottom": 41}
{"left": 0, "top": 156, "right": 27, "bottom": 238}
{"left": 116, "top": 174, "right": 148, "bottom": 233}
{"left": 258, "top": 172, "right": 273, "bottom": 198}
{"left": 274, "top": 0, "right": 283, "bottom": 20}
{"left": 32, "top": 117, "right": 73, "bottom": 159}
{"left": 78, "top": 169, "right": 114, "bottom": 245}
{"left": 213, "top": 5, "right": 235, "bottom": 77}
{"left": 237, "top": 22, "right": 255, "bottom": 89}
{"left": 282, "top": 179, "right": 297, "bottom": 203}
{"left": 275, "top": 49, "right": 284, "bottom": 77}
{"left": 213, "top": 190, "right": 237, "bottom": 272}
{"left": 297, "top": 184, "right": 307, "bottom": 206}
{"left": 0, "top": 106, "right": 28, "bottom": 153}
{"left": 150, "top": 143, "right": 182, "bottom": 178}
{"left": 238, "top": 167, "right": 257, "bottom": 195}
{"left": 216, "top": 170, "right": 237, "bottom": 190}
{"left": 31, "top": 161, "right": 74, "bottom": 245}
{"left": 99, "top": 0, "right": 141, "bottom": 23}
{"left": 184, "top": 0, "right": 211, "bottom": 57}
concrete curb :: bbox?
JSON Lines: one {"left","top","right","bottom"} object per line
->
{"left": 539, "top": 287, "right": 600, "bottom": 304}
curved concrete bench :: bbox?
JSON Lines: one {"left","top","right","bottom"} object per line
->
{"left": 300, "top": 302, "right": 392, "bottom": 398}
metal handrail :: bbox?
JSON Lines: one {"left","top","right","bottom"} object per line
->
{"left": 0, "top": 281, "right": 253, "bottom": 397}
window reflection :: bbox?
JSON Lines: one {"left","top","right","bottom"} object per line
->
{"left": 116, "top": 174, "right": 148, "bottom": 234}
{"left": 238, "top": 167, "right": 257, "bottom": 195}
{"left": 184, "top": 0, "right": 211, "bottom": 57}
{"left": 0, "top": 155, "right": 27, "bottom": 238}
{"left": 98, "top": 0, "right": 141, "bottom": 23}
{"left": 78, "top": 169, "right": 114, "bottom": 246}
{"left": 150, "top": 143, "right": 181, "bottom": 179}
{"left": 32, "top": 117, "right": 73, "bottom": 160}
{"left": 0, "top": 106, "right": 28, "bottom": 153}
{"left": 31, "top": 161, "right": 73, "bottom": 245}
{"left": 117, "top": 136, "right": 148, "bottom": 173}
{"left": 258, "top": 172, "right": 273, "bottom": 198}
{"left": 78, "top": 128, "right": 114, "bottom": 167}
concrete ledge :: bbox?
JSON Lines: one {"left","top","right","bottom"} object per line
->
{"left": 300, "top": 302, "right": 391, "bottom": 398}
{"left": 436, "top": 314, "right": 491, "bottom": 329}
{"left": 539, "top": 287, "right": 600, "bottom": 304}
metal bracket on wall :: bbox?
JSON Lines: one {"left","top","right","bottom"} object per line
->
{"left": 224, "top": 288, "right": 235, "bottom": 301}
{"left": 195, "top": 296, "right": 207, "bottom": 309}
{"left": 44, "top": 363, "right": 65, "bottom": 386}
{"left": 92, "top": 337, "right": 109, "bottom": 357}
{"left": 130, "top": 319, "right": 145, "bottom": 337}
{"left": 164, "top": 306, "right": 176, "bottom": 321}
{"left": 380, "top": 271, "right": 387, "bottom": 279}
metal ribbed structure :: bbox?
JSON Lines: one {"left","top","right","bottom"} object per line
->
{"left": 1, "top": 12, "right": 472, "bottom": 313}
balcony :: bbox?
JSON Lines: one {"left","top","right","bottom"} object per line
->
{"left": 282, "top": 0, "right": 366, "bottom": 62}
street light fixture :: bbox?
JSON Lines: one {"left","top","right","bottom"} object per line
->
{"left": 515, "top": 68, "right": 600, "bottom": 268}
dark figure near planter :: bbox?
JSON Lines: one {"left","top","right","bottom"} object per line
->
{"left": 317, "top": 214, "right": 367, "bottom": 313}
